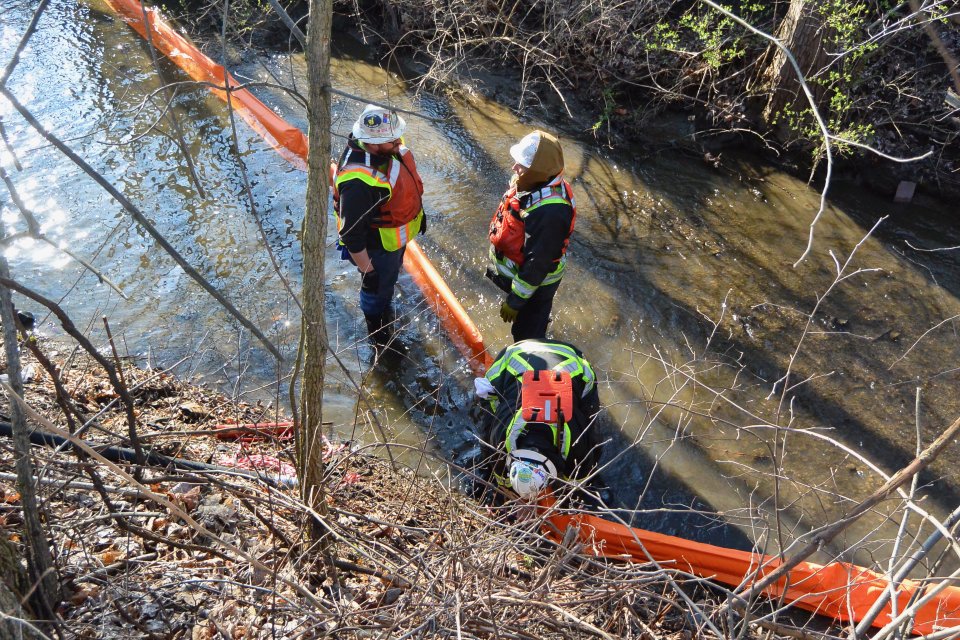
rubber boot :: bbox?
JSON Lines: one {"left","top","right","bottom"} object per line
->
{"left": 364, "top": 309, "right": 394, "bottom": 350}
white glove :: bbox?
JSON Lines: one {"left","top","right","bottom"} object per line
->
{"left": 474, "top": 377, "right": 495, "bottom": 399}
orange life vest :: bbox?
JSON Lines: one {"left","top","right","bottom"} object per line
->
{"left": 521, "top": 369, "right": 574, "bottom": 425}
{"left": 332, "top": 142, "right": 425, "bottom": 250}
{"left": 488, "top": 175, "right": 576, "bottom": 266}
{"left": 373, "top": 148, "right": 424, "bottom": 229}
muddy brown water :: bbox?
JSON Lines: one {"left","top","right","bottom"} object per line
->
{"left": 3, "top": 1, "right": 960, "bottom": 566}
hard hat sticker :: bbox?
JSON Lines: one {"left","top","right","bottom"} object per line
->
{"left": 364, "top": 114, "right": 383, "bottom": 127}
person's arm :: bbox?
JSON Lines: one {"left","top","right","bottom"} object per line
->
{"left": 338, "top": 179, "right": 389, "bottom": 272}
{"left": 577, "top": 383, "right": 604, "bottom": 478}
{"left": 506, "top": 202, "right": 573, "bottom": 309}
{"left": 580, "top": 384, "right": 601, "bottom": 421}
{"left": 483, "top": 346, "right": 511, "bottom": 389}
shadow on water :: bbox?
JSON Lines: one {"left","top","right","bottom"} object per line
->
{"left": 9, "top": 4, "right": 959, "bottom": 566}
{"left": 558, "top": 148, "right": 960, "bottom": 565}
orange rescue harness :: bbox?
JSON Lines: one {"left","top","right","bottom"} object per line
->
{"left": 521, "top": 369, "right": 574, "bottom": 425}
{"left": 488, "top": 176, "right": 576, "bottom": 266}
{"left": 331, "top": 143, "right": 424, "bottom": 243}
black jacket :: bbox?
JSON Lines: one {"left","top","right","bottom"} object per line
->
{"left": 507, "top": 196, "right": 574, "bottom": 310}
{"left": 335, "top": 137, "right": 392, "bottom": 252}
{"left": 479, "top": 339, "right": 602, "bottom": 488}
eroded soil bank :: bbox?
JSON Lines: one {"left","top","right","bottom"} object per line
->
{"left": 199, "top": 0, "right": 960, "bottom": 200}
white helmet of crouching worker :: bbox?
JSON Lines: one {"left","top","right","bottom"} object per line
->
{"left": 508, "top": 449, "right": 558, "bottom": 500}
{"left": 352, "top": 104, "right": 407, "bottom": 143}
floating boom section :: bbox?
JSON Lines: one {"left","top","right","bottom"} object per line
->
{"left": 402, "top": 242, "right": 492, "bottom": 374}
{"left": 540, "top": 497, "right": 960, "bottom": 635}
{"left": 103, "top": 0, "right": 492, "bottom": 376}
{"left": 102, "top": 0, "right": 960, "bottom": 635}
{"left": 104, "top": 0, "right": 307, "bottom": 169}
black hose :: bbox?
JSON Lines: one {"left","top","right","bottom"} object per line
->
{"left": 0, "top": 421, "right": 294, "bottom": 488}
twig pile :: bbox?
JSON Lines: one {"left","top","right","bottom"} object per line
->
{"left": 0, "top": 340, "right": 793, "bottom": 639}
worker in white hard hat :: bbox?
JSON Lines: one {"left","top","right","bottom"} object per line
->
{"left": 487, "top": 130, "right": 576, "bottom": 341}
{"left": 473, "top": 339, "right": 602, "bottom": 502}
{"left": 332, "top": 104, "right": 426, "bottom": 355}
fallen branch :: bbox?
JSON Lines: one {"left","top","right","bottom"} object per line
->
{"left": 1, "top": 384, "right": 330, "bottom": 614}
{"left": 732, "top": 415, "right": 960, "bottom": 608}
{"left": 0, "top": 421, "right": 296, "bottom": 488}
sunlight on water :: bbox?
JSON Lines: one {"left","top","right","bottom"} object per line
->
{"left": 2, "top": 0, "right": 958, "bottom": 562}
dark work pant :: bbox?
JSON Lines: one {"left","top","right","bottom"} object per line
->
{"left": 511, "top": 281, "right": 560, "bottom": 341}
{"left": 359, "top": 246, "right": 405, "bottom": 317}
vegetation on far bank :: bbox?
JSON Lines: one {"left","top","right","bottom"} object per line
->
{"left": 367, "top": 0, "right": 960, "bottom": 196}
{"left": 177, "top": 0, "right": 960, "bottom": 198}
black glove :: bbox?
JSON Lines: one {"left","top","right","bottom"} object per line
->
{"left": 360, "top": 269, "right": 379, "bottom": 294}
{"left": 485, "top": 267, "right": 512, "bottom": 294}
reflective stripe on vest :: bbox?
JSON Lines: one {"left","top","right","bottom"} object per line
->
{"left": 378, "top": 210, "right": 423, "bottom": 251}
{"left": 510, "top": 273, "right": 539, "bottom": 300}
{"left": 335, "top": 159, "right": 392, "bottom": 193}
{"left": 335, "top": 145, "right": 423, "bottom": 252}
{"left": 485, "top": 341, "right": 596, "bottom": 397}
{"left": 489, "top": 246, "right": 566, "bottom": 288}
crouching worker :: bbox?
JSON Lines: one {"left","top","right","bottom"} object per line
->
{"left": 473, "top": 339, "right": 602, "bottom": 503}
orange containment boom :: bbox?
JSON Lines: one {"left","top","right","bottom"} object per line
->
{"left": 103, "top": 0, "right": 960, "bottom": 634}
{"left": 103, "top": 0, "right": 492, "bottom": 377}
{"left": 213, "top": 422, "right": 294, "bottom": 442}
{"left": 539, "top": 496, "right": 960, "bottom": 636}
{"left": 402, "top": 242, "right": 493, "bottom": 375}
{"left": 103, "top": 0, "right": 307, "bottom": 169}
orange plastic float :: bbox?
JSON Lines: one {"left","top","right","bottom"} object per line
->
{"left": 539, "top": 495, "right": 960, "bottom": 635}
{"left": 103, "top": 0, "right": 307, "bottom": 168}
{"left": 102, "top": 1, "right": 960, "bottom": 634}
{"left": 521, "top": 369, "right": 573, "bottom": 423}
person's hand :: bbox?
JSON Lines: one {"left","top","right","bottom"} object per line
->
{"left": 485, "top": 267, "right": 512, "bottom": 293}
{"left": 360, "top": 268, "right": 379, "bottom": 293}
{"left": 499, "top": 300, "right": 519, "bottom": 323}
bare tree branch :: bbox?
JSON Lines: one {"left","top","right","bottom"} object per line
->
{"left": 0, "top": 87, "right": 282, "bottom": 361}
{"left": 731, "top": 415, "right": 960, "bottom": 610}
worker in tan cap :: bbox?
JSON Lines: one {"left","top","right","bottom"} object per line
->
{"left": 487, "top": 130, "right": 576, "bottom": 341}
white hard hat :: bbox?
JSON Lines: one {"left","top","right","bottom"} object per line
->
{"left": 509, "top": 131, "right": 541, "bottom": 168}
{"left": 508, "top": 449, "right": 557, "bottom": 500}
{"left": 352, "top": 104, "right": 406, "bottom": 143}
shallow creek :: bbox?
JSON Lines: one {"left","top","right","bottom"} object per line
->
{"left": 3, "top": 0, "right": 960, "bottom": 564}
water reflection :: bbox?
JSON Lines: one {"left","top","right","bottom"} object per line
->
{"left": 3, "top": 1, "right": 959, "bottom": 564}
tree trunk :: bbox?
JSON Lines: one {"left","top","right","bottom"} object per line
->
{"left": 297, "top": 0, "right": 332, "bottom": 524}
{"left": 760, "top": 0, "right": 830, "bottom": 137}
{"left": 0, "top": 534, "right": 44, "bottom": 640}
{"left": 0, "top": 258, "right": 60, "bottom": 620}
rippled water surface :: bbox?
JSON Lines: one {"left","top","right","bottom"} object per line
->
{"left": 3, "top": 0, "right": 960, "bottom": 561}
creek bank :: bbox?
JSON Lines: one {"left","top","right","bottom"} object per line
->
{"left": 0, "top": 337, "right": 792, "bottom": 640}
{"left": 195, "top": 0, "right": 960, "bottom": 204}
{"left": 378, "top": 0, "right": 960, "bottom": 203}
